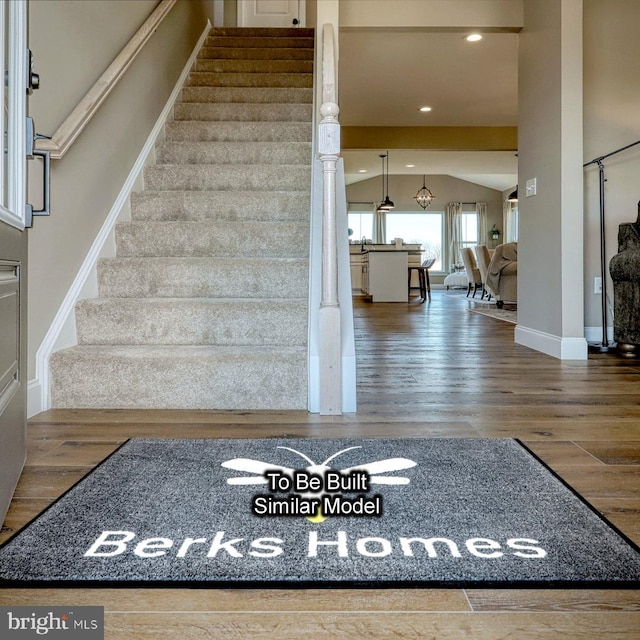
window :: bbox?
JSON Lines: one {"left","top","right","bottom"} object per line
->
{"left": 385, "top": 211, "right": 444, "bottom": 272}
{"left": 347, "top": 211, "right": 373, "bottom": 242}
{"left": 459, "top": 209, "right": 479, "bottom": 252}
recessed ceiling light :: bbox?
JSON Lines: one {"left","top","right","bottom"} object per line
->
{"left": 405, "top": 164, "right": 416, "bottom": 168}
{"left": 465, "top": 33, "right": 483, "bottom": 42}
{"left": 358, "top": 169, "right": 367, "bottom": 173}
{"left": 419, "top": 106, "right": 432, "bottom": 112}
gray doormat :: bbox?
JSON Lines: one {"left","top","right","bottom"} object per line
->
{"left": 1, "top": 438, "right": 639, "bottom": 588}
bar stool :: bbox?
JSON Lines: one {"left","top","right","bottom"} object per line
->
{"left": 408, "top": 258, "right": 435, "bottom": 302}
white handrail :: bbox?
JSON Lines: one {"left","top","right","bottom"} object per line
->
{"left": 36, "top": 0, "right": 177, "bottom": 160}
{"left": 317, "top": 23, "right": 342, "bottom": 414}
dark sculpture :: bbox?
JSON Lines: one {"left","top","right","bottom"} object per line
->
{"left": 609, "top": 202, "right": 640, "bottom": 355}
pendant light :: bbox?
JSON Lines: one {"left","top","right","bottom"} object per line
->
{"left": 414, "top": 175, "right": 434, "bottom": 209}
{"left": 382, "top": 150, "right": 394, "bottom": 210}
{"left": 376, "top": 154, "right": 392, "bottom": 212}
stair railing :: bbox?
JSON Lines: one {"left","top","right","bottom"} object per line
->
{"left": 316, "top": 23, "right": 343, "bottom": 414}
{"left": 36, "top": 0, "right": 176, "bottom": 159}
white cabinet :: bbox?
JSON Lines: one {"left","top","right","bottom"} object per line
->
{"left": 362, "top": 251, "right": 408, "bottom": 302}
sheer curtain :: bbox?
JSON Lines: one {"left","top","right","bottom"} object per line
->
{"left": 503, "top": 201, "right": 519, "bottom": 242}
{"left": 445, "top": 202, "right": 462, "bottom": 268}
{"left": 476, "top": 202, "right": 488, "bottom": 245}
{"left": 372, "top": 207, "right": 386, "bottom": 244}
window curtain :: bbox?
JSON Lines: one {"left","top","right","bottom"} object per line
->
{"left": 476, "top": 202, "right": 488, "bottom": 245}
{"left": 503, "top": 201, "right": 519, "bottom": 242}
{"left": 445, "top": 202, "right": 462, "bottom": 267}
{"left": 372, "top": 206, "right": 386, "bottom": 244}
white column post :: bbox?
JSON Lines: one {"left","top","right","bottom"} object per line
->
{"left": 318, "top": 99, "right": 341, "bottom": 414}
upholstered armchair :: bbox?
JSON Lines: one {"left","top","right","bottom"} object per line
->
{"left": 461, "top": 247, "right": 482, "bottom": 297}
{"left": 609, "top": 205, "right": 640, "bottom": 352}
{"left": 486, "top": 242, "right": 517, "bottom": 308}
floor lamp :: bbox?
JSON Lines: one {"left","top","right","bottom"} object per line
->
{"left": 583, "top": 138, "right": 640, "bottom": 352}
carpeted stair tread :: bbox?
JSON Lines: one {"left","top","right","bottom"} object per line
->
{"left": 155, "top": 141, "right": 311, "bottom": 165}
{"left": 144, "top": 164, "right": 310, "bottom": 191}
{"left": 174, "top": 102, "right": 312, "bottom": 122}
{"left": 165, "top": 121, "right": 311, "bottom": 142}
{"left": 115, "top": 220, "right": 309, "bottom": 257}
{"left": 130, "top": 191, "right": 310, "bottom": 221}
{"left": 199, "top": 46, "right": 314, "bottom": 61}
{"left": 187, "top": 71, "right": 312, "bottom": 88}
{"left": 194, "top": 58, "right": 313, "bottom": 74}
{"left": 75, "top": 298, "right": 307, "bottom": 346}
{"left": 49, "top": 345, "right": 307, "bottom": 410}
{"left": 205, "top": 35, "right": 314, "bottom": 49}
{"left": 181, "top": 86, "right": 312, "bottom": 104}
{"left": 97, "top": 257, "right": 308, "bottom": 298}
{"left": 208, "top": 27, "right": 314, "bottom": 37}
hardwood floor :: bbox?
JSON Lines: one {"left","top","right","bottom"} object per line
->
{"left": 1, "top": 290, "right": 639, "bottom": 638}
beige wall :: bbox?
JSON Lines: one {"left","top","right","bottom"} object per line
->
{"left": 27, "top": 0, "right": 210, "bottom": 377}
{"left": 516, "top": 0, "right": 584, "bottom": 351}
{"left": 583, "top": 0, "right": 640, "bottom": 332}
{"left": 339, "top": 0, "right": 523, "bottom": 28}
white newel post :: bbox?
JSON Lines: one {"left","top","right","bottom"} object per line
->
{"left": 318, "top": 100, "right": 341, "bottom": 414}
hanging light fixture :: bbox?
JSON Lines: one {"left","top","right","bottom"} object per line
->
{"left": 376, "top": 153, "right": 392, "bottom": 212}
{"left": 414, "top": 175, "right": 434, "bottom": 209}
{"left": 382, "top": 150, "right": 394, "bottom": 210}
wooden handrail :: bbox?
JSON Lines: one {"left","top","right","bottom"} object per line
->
{"left": 36, "top": 0, "right": 177, "bottom": 160}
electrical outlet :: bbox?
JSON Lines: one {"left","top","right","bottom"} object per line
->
{"left": 594, "top": 277, "right": 602, "bottom": 294}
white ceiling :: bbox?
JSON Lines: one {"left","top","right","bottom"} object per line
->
{"left": 338, "top": 30, "right": 519, "bottom": 190}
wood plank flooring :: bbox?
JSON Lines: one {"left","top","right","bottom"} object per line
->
{"left": 1, "top": 291, "right": 639, "bottom": 638}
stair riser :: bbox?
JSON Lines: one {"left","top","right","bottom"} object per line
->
{"left": 194, "top": 59, "right": 313, "bottom": 74}
{"left": 144, "top": 165, "right": 310, "bottom": 191}
{"left": 165, "top": 121, "right": 311, "bottom": 143}
{"left": 50, "top": 351, "right": 307, "bottom": 410}
{"left": 130, "top": 191, "right": 310, "bottom": 222}
{"left": 75, "top": 299, "right": 307, "bottom": 346}
{"left": 115, "top": 221, "right": 309, "bottom": 258}
{"left": 199, "top": 47, "right": 313, "bottom": 60}
{"left": 205, "top": 36, "right": 314, "bottom": 49}
{"left": 181, "top": 86, "right": 312, "bottom": 104}
{"left": 98, "top": 259, "right": 308, "bottom": 298}
{"left": 156, "top": 142, "right": 311, "bottom": 166}
{"left": 187, "top": 72, "right": 312, "bottom": 88}
{"left": 174, "top": 102, "right": 312, "bottom": 122}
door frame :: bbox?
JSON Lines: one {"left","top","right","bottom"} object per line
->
{"left": 237, "top": 0, "right": 306, "bottom": 28}
{"left": 0, "top": 0, "right": 29, "bottom": 525}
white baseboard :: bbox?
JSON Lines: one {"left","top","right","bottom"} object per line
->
{"left": 27, "top": 379, "right": 42, "bottom": 418}
{"left": 28, "top": 20, "right": 212, "bottom": 418}
{"left": 584, "top": 325, "right": 614, "bottom": 344}
{"left": 515, "top": 325, "right": 588, "bottom": 360}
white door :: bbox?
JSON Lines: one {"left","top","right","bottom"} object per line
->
{"left": 0, "top": 0, "right": 29, "bottom": 525}
{"left": 238, "top": 0, "right": 305, "bottom": 28}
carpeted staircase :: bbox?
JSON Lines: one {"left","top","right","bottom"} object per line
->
{"left": 49, "top": 27, "right": 314, "bottom": 410}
